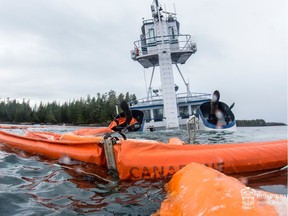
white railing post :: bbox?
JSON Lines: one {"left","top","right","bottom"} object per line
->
{"left": 187, "top": 115, "right": 197, "bottom": 143}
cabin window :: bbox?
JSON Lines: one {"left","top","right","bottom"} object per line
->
{"left": 140, "top": 34, "right": 147, "bottom": 54}
{"left": 153, "top": 108, "right": 163, "bottom": 122}
{"left": 191, "top": 105, "right": 199, "bottom": 115}
{"left": 168, "top": 26, "right": 175, "bottom": 39}
{"left": 143, "top": 110, "right": 151, "bottom": 123}
{"left": 179, "top": 106, "right": 189, "bottom": 119}
{"left": 147, "top": 28, "right": 156, "bottom": 44}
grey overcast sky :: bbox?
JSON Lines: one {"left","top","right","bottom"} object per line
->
{"left": 0, "top": 0, "right": 287, "bottom": 123}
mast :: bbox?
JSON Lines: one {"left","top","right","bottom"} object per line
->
{"left": 152, "top": 0, "right": 179, "bottom": 129}
{"left": 131, "top": 0, "right": 197, "bottom": 129}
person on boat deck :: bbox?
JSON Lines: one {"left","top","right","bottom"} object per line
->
{"left": 120, "top": 101, "right": 133, "bottom": 127}
{"left": 109, "top": 101, "right": 139, "bottom": 132}
{"left": 208, "top": 90, "right": 231, "bottom": 126}
{"left": 208, "top": 90, "right": 220, "bottom": 125}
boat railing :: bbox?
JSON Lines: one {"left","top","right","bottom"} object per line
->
{"left": 176, "top": 92, "right": 211, "bottom": 103}
{"left": 130, "top": 92, "right": 210, "bottom": 106}
{"left": 187, "top": 115, "right": 197, "bottom": 143}
{"left": 142, "top": 19, "right": 154, "bottom": 24}
{"left": 131, "top": 34, "right": 196, "bottom": 58}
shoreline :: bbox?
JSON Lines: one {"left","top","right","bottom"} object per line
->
{"left": 0, "top": 122, "right": 286, "bottom": 128}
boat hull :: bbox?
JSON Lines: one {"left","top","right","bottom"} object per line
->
{"left": 198, "top": 101, "right": 237, "bottom": 131}
{"left": 198, "top": 117, "right": 237, "bottom": 131}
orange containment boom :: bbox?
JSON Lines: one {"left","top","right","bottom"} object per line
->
{"left": 114, "top": 139, "right": 287, "bottom": 180}
{"left": 0, "top": 130, "right": 287, "bottom": 181}
{"left": 155, "top": 162, "right": 287, "bottom": 216}
{"left": 0, "top": 130, "right": 106, "bottom": 165}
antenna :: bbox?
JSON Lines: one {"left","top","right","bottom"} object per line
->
{"left": 160, "top": 2, "right": 176, "bottom": 16}
{"left": 173, "top": 3, "right": 177, "bottom": 15}
{"left": 155, "top": 0, "right": 159, "bottom": 7}
{"left": 164, "top": 4, "right": 167, "bottom": 19}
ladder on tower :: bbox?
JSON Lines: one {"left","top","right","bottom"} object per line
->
{"left": 155, "top": 20, "right": 179, "bottom": 129}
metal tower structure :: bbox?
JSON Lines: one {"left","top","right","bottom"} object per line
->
{"left": 131, "top": 0, "right": 197, "bottom": 129}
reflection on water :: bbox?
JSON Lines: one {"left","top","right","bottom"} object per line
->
{"left": 0, "top": 126, "right": 287, "bottom": 215}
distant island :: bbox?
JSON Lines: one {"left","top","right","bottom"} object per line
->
{"left": 236, "top": 119, "right": 286, "bottom": 127}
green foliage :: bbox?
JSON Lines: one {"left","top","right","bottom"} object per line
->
{"left": 0, "top": 98, "right": 32, "bottom": 123}
{"left": 0, "top": 91, "right": 137, "bottom": 125}
{"left": 236, "top": 119, "right": 266, "bottom": 127}
{"left": 237, "top": 119, "right": 286, "bottom": 127}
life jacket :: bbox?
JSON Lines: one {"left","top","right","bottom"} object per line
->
{"left": 108, "top": 116, "right": 138, "bottom": 132}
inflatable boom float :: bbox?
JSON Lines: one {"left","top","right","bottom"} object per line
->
{"left": 0, "top": 129, "right": 287, "bottom": 180}
{"left": 155, "top": 162, "right": 287, "bottom": 215}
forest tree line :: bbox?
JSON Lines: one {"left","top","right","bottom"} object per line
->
{"left": 1, "top": 92, "right": 286, "bottom": 127}
{"left": 236, "top": 119, "right": 286, "bottom": 127}
{"left": 0, "top": 90, "right": 137, "bottom": 125}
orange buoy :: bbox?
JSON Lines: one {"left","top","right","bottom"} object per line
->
{"left": 60, "top": 132, "right": 103, "bottom": 143}
{"left": 26, "top": 131, "right": 62, "bottom": 140}
{"left": 26, "top": 131, "right": 104, "bottom": 143}
{"left": 0, "top": 125, "right": 29, "bottom": 129}
{"left": 156, "top": 162, "right": 287, "bottom": 216}
{"left": 73, "top": 127, "right": 112, "bottom": 136}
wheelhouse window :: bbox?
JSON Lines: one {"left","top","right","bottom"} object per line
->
{"left": 147, "top": 28, "right": 156, "bottom": 44}
{"left": 143, "top": 110, "right": 151, "bottom": 123}
{"left": 179, "top": 106, "right": 189, "bottom": 119}
{"left": 153, "top": 108, "right": 163, "bottom": 122}
{"left": 168, "top": 26, "right": 175, "bottom": 39}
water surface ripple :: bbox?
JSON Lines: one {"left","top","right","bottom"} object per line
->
{"left": 0, "top": 126, "right": 287, "bottom": 215}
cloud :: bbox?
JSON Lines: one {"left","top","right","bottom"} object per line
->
{"left": 0, "top": 0, "right": 286, "bottom": 123}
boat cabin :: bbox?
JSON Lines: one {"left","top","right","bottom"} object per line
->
{"left": 131, "top": 14, "right": 197, "bottom": 68}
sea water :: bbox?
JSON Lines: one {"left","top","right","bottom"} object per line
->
{"left": 0, "top": 126, "right": 287, "bottom": 215}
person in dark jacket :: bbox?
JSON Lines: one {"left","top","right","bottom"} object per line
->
{"left": 120, "top": 101, "right": 132, "bottom": 126}
{"left": 208, "top": 90, "right": 220, "bottom": 125}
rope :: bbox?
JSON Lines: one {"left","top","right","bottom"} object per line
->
{"left": 53, "top": 164, "right": 117, "bottom": 184}
{"left": 244, "top": 165, "right": 287, "bottom": 181}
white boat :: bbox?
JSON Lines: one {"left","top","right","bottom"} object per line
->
{"left": 129, "top": 0, "right": 236, "bottom": 132}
